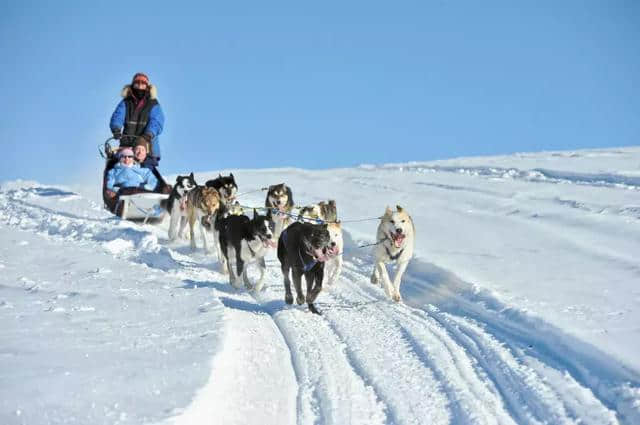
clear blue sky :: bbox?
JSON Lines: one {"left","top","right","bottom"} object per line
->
{"left": 1, "top": 1, "right": 639, "bottom": 184}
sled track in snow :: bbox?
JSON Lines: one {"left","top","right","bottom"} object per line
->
{"left": 2, "top": 186, "right": 640, "bottom": 425}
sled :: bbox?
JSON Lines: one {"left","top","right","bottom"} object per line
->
{"left": 99, "top": 136, "right": 170, "bottom": 223}
{"left": 116, "top": 192, "right": 168, "bottom": 223}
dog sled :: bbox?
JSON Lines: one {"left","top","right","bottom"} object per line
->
{"left": 99, "top": 136, "right": 170, "bottom": 222}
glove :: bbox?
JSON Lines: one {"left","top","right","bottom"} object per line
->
{"left": 105, "top": 189, "right": 117, "bottom": 199}
{"left": 112, "top": 128, "right": 122, "bottom": 140}
{"left": 142, "top": 133, "right": 152, "bottom": 142}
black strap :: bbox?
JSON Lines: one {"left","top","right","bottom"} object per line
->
{"left": 385, "top": 246, "right": 404, "bottom": 261}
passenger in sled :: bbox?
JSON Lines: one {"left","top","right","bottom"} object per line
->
{"left": 104, "top": 147, "right": 158, "bottom": 215}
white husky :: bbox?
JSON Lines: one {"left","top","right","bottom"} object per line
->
{"left": 325, "top": 222, "right": 343, "bottom": 285}
{"left": 370, "top": 205, "right": 415, "bottom": 302}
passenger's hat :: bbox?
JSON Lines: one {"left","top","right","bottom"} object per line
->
{"left": 131, "top": 72, "right": 149, "bottom": 85}
{"left": 120, "top": 147, "right": 134, "bottom": 157}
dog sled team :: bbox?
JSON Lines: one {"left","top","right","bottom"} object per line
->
{"left": 161, "top": 172, "right": 415, "bottom": 314}
{"left": 103, "top": 72, "right": 415, "bottom": 314}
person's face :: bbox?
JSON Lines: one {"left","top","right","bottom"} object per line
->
{"left": 133, "top": 79, "right": 148, "bottom": 90}
{"left": 120, "top": 154, "right": 135, "bottom": 167}
{"left": 134, "top": 145, "right": 147, "bottom": 162}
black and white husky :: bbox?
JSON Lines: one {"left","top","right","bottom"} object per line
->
{"left": 217, "top": 209, "right": 276, "bottom": 291}
{"left": 166, "top": 173, "right": 198, "bottom": 241}
{"left": 370, "top": 206, "right": 415, "bottom": 302}
{"left": 204, "top": 173, "right": 240, "bottom": 270}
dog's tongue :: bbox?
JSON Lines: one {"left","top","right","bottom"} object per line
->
{"left": 313, "top": 248, "right": 329, "bottom": 262}
{"left": 327, "top": 245, "right": 340, "bottom": 257}
{"left": 393, "top": 233, "right": 405, "bottom": 248}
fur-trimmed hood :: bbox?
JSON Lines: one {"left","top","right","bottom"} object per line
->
{"left": 121, "top": 84, "right": 157, "bottom": 100}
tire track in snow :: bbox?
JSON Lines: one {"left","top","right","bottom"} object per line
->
{"left": 338, "top": 258, "right": 621, "bottom": 425}
{"left": 332, "top": 265, "right": 514, "bottom": 425}
{"left": 253, "top": 266, "right": 388, "bottom": 425}
{"left": 294, "top": 272, "right": 452, "bottom": 425}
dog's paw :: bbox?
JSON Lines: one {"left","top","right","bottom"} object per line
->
{"left": 392, "top": 292, "right": 402, "bottom": 303}
{"left": 308, "top": 303, "right": 322, "bottom": 315}
{"left": 285, "top": 292, "right": 293, "bottom": 305}
{"left": 370, "top": 274, "right": 378, "bottom": 285}
{"left": 296, "top": 294, "right": 306, "bottom": 305}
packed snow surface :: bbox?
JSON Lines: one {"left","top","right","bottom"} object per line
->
{"left": 1, "top": 147, "right": 639, "bottom": 424}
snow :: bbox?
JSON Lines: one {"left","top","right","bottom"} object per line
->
{"left": 1, "top": 146, "right": 639, "bottom": 424}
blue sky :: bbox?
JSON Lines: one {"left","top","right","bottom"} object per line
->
{"left": 1, "top": 1, "right": 639, "bottom": 185}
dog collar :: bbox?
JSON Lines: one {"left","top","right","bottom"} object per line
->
{"left": 385, "top": 246, "right": 404, "bottom": 261}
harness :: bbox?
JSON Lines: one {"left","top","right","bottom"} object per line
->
{"left": 385, "top": 245, "right": 405, "bottom": 261}
{"left": 282, "top": 228, "right": 317, "bottom": 272}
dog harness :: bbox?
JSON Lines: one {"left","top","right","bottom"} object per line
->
{"left": 385, "top": 245, "right": 404, "bottom": 261}
{"left": 281, "top": 228, "right": 317, "bottom": 272}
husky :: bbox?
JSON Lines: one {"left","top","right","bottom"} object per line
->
{"left": 166, "top": 173, "right": 198, "bottom": 241}
{"left": 185, "top": 186, "right": 222, "bottom": 252}
{"left": 205, "top": 173, "right": 238, "bottom": 205}
{"left": 299, "top": 200, "right": 343, "bottom": 285}
{"left": 278, "top": 222, "right": 332, "bottom": 315}
{"left": 370, "top": 205, "right": 415, "bottom": 302}
{"left": 265, "top": 183, "right": 295, "bottom": 241}
{"left": 298, "top": 200, "right": 337, "bottom": 223}
{"left": 324, "top": 222, "right": 343, "bottom": 285}
{"left": 217, "top": 209, "right": 276, "bottom": 291}
{"left": 204, "top": 173, "right": 240, "bottom": 271}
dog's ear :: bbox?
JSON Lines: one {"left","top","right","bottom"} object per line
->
{"left": 175, "top": 176, "right": 181, "bottom": 183}
{"left": 329, "top": 200, "right": 335, "bottom": 206}
{"left": 396, "top": 205, "right": 403, "bottom": 212}
{"left": 266, "top": 207, "right": 273, "bottom": 219}
{"left": 230, "top": 173, "right": 234, "bottom": 181}
{"left": 253, "top": 208, "right": 258, "bottom": 219}
{"left": 384, "top": 206, "right": 393, "bottom": 217}
{"left": 286, "top": 185, "right": 294, "bottom": 208}
{"left": 189, "top": 172, "right": 195, "bottom": 180}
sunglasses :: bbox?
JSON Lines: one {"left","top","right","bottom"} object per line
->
{"left": 133, "top": 79, "right": 148, "bottom": 85}
{"left": 121, "top": 155, "right": 134, "bottom": 159}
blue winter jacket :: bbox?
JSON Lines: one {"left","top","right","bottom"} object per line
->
{"left": 110, "top": 86, "right": 165, "bottom": 159}
{"left": 106, "top": 163, "right": 158, "bottom": 192}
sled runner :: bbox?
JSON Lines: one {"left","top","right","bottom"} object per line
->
{"left": 99, "top": 136, "right": 170, "bottom": 222}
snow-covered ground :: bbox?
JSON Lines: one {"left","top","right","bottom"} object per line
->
{"left": 1, "top": 146, "right": 639, "bottom": 425}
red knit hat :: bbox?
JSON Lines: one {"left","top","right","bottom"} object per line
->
{"left": 131, "top": 72, "right": 149, "bottom": 85}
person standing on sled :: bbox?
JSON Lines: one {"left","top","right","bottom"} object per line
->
{"left": 110, "top": 72, "right": 165, "bottom": 167}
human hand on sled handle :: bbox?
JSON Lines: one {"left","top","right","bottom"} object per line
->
{"left": 105, "top": 189, "right": 117, "bottom": 199}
